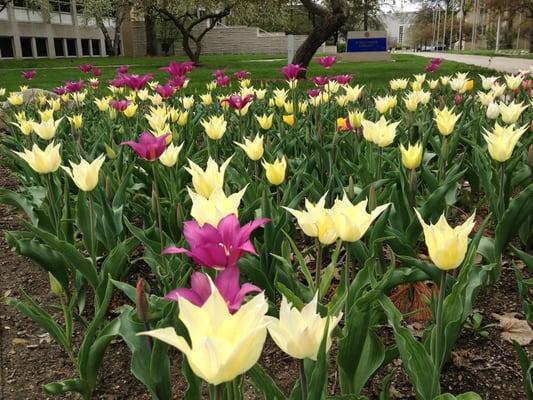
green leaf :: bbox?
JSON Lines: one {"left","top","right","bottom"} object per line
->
{"left": 99, "top": 237, "right": 140, "bottom": 281}
{"left": 84, "top": 318, "right": 120, "bottom": 389}
{"left": 513, "top": 340, "right": 533, "bottom": 400}
{"left": 43, "top": 378, "right": 91, "bottom": 399}
{"left": 307, "top": 317, "right": 331, "bottom": 400}
{"left": 248, "top": 364, "right": 286, "bottom": 400}
{"left": 0, "top": 188, "right": 38, "bottom": 224}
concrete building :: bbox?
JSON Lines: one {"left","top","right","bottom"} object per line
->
{"left": 0, "top": 0, "right": 112, "bottom": 59}
{"left": 381, "top": 11, "right": 416, "bottom": 49}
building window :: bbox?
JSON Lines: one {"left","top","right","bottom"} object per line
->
{"left": 92, "top": 39, "right": 101, "bottom": 55}
{"left": 20, "top": 36, "right": 33, "bottom": 57}
{"left": 35, "top": 37, "right": 48, "bottom": 56}
{"left": 50, "top": 0, "right": 71, "bottom": 13}
{"left": 13, "top": 0, "right": 28, "bottom": 7}
{"left": 398, "top": 25, "right": 404, "bottom": 45}
{"left": 66, "top": 38, "right": 77, "bottom": 56}
{"left": 54, "top": 38, "right": 65, "bottom": 56}
{"left": 81, "top": 38, "right": 90, "bottom": 55}
{"left": 0, "top": 36, "right": 14, "bottom": 58}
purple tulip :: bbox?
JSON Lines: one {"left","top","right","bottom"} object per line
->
{"left": 121, "top": 132, "right": 169, "bottom": 161}
{"left": 92, "top": 67, "right": 102, "bottom": 77}
{"left": 281, "top": 63, "right": 305, "bottom": 81}
{"left": 53, "top": 86, "right": 67, "bottom": 95}
{"left": 216, "top": 75, "right": 230, "bottom": 87}
{"left": 155, "top": 83, "right": 175, "bottom": 99}
{"left": 165, "top": 267, "right": 261, "bottom": 313}
{"left": 318, "top": 56, "right": 336, "bottom": 69}
{"left": 161, "top": 61, "right": 194, "bottom": 77}
{"left": 110, "top": 99, "right": 131, "bottom": 111}
{"left": 108, "top": 76, "right": 127, "bottom": 88}
{"left": 162, "top": 214, "right": 270, "bottom": 270}
{"left": 234, "top": 70, "right": 249, "bottom": 80}
{"left": 79, "top": 64, "right": 93, "bottom": 73}
{"left": 122, "top": 73, "right": 153, "bottom": 91}
{"left": 308, "top": 88, "right": 321, "bottom": 98}
{"left": 221, "top": 94, "right": 254, "bottom": 111}
{"left": 169, "top": 75, "right": 187, "bottom": 89}
{"left": 65, "top": 79, "right": 84, "bottom": 93}
{"left": 213, "top": 69, "right": 226, "bottom": 79}
{"left": 311, "top": 76, "right": 329, "bottom": 86}
{"left": 431, "top": 57, "right": 443, "bottom": 65}
{"left": 21, "top": 69, "right": 36, "bottom": 81}
{"left": 117, "top": 65, "right": 129, "bottom": 75}
{"left": 333, "top": 74, "right": 353, "bottom": 85}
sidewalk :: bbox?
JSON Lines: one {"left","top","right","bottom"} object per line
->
{"left": 401, "top": 51, "right": 533, "bottom": 74}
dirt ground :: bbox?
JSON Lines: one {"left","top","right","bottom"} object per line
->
{"left": 0, "top": 162, "right": 531, "bottom": 399}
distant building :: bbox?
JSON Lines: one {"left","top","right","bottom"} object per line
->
{"left": 0, "top": 1, "right": 113, "bottom": 59}
{"left": 381, "top": 11, "right": 416, "bottom": 49}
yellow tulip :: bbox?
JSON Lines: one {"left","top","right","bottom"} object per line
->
{"left": 266, "top": 293, "right": 341, "bottom": 360}
{"left": 140, "top": 281, "right": 268, "bottom": 385}
{"left": 498, "top": 101, "right": 527, "bottom": 125}
{"left": 123, "top": 103, "right": 138, "bottom": 118}
{"left": 477, "top": 91, "right": 495, "bottom": 106}
{"left": 428, "top": 79, "right": 439, "bottom": 90}
{"left": 479, "top": 75, "right": 499, "bottom": 91}
{"left": 71, "top": 91, "right": 86, "bottom": 105}
{"left": 254, "top": 88, "right": 267, "bottom": 100}
{"left": 389, "top": 79, "right": 408, "bottom": 90}
{"left": 347, "top": 110, "right": 364, "bottom": 129}
{"left": 94, "top": 97, "right": 110, "bottom": 112}
{"left": 177, "top": 110, "right": 189, "bottom": 127}
{"left": 283, "top": 101, "right": 293, "bottom": 114}
{"left": 206, "top": 81, "right": 217, "bottom": 91}
{"left": 240, "top": 79, "right": 252, "bottom": 88}
{"left": 332, "top": 194, "right": 390, "bottom": 242}
{"left": 7, "top": 92, "right": 24, "bottom": 106}
{"left": 62, "top": 154, "right": 105, "bottom": 192}
{"left": 491, "top": 83, "right": 506, "bottom": 98}
{"left": 287, "top": 79, "right": 298, "bottom": 89}
{"left": 374, "top": 95, "right": 396, "bottom": 114}
{"left": 36, "top": 94, "right": 48, "bottom": 107}
{"left": 261, "top": 156, "right": 287, "bottom": 185}
{"left": 61, "top": 93, "right": 70, "bottom": 103}
{"left": 67, "top": 114, "right": 83, "bottom": 129}
{"left": 434, "top": 106, "right": 461, "bottom": 136}
{"left": 39, "top": 108, "right": 55, "bottom": 122}
{"left": 298, "top": 101, "right": 309, "bottom": 113}
{"left": 403, "top": 92, "right": 420, "bottom": 112}
{"left": 47, "top": 98, "right": 61, "bottom": 111}
{"left": 361, "top": 116, "right": 399, "bottom": 147}
{"left": 344, "top": 85, "right": 364, "bottom": 102}
{"left": 273, "top": 88, "right": 288, "bottom": 108}
{"left": 188, "top": 187, "right": 246, "bottom": 227}
{"left": 201, "top": 115, "right": 227, "bottom": 140}
{"left": 159, "top": 142, "right": 183, "bottom": 167}
{"left": 414, "top": 73, "right": 426, "bottom": 83}
{"left": 465, "top": 80, "right": 474, "bottom": 91}
{"left": 325, "top": 80, "right": 340, "bottom": 94}
{"left": 440, "top": 75, "right": 450, "bottom": 86}
{"left": 11, "top": 119, "right": 33, "bottom": 136}
{"left": 415, "top": 210, "right": 475, "bottom": 270}
{"left": 336, "top": 117, "right": 348, "bottom": 131}
{"left": 399, "top": 142, "right": 423, "bottom": 169}
{"left": 411, "top": 81, "right": 422, "bottom": 91}
{"left": 31, "top": 117, "right": 63, "bottom": 140}
{"left": 149, "top": 93, "right": 163, "bottom": 106}
{"left": 0, "top": 88, "right": 6, "bottom": 96}
{"left": 283, "top": 114, "right": 295, "bottom": 126}
{"left": 235, "top": 135, "right": 264, "bottom": 161}
{"left": 185, "top": 156, "right": 232, "bottom": 199}
{"left": 255, "top": 113, "right": 274, "bottom": 130}
{"left": 336, "top": 94, "right": 348, "bottom": 107}
{"left": 200, "top": 93, "right": 213, "bottom": 106}
{"left": 504, "top": 74, "right": 523, "bottom": 91}
{"left": 181, "top": 96, "right": 195, "bottom": 110}
{"left": 137, "top": 89, "right": 149, "bottom": 101}
{"left": 14, "top": 142, "right": 61, "bottom": 174}
{"left": 284, "top": 194, "right": 337, "bottom": 245}
{"left": 146, "top": 111, "right": 168, "bottom": 132}
{"left": 482, "top": 123, "right": 528, "bottom": 162}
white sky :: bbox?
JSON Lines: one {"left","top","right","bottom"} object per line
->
{"left": 381, "top": 0, "right": 421, "bottom": 13}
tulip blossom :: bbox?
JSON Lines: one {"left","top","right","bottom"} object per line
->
{"left": 121, "top": 132, "right": 169, "bottom": 161}
{"left": 108, "top": 76, "right": 126, "bottom": 88}
{"left": 110, "top": 99, "right": 131, "bottom": 112}
{"left": 362, "top": 116, "right": 400, "bottom": 147}
{"left": 160, "top": 61, "right": 194, "bottom": 77}
{"left": 201, "top": 115, "right": 227, "bottom": 140}
{"left": 283, "top": 114, "right": 295, "bottom": 126}
{"left": 308, "top": 88, "right": 321, "bottom": 98}
{"left": 163, "top": 213, "right": 269, "bottom": 269}
{"left": 65, "top": 80, "right": 84, "bottom": 93}
{"left": 334, "top": 74, "right": 352, "bottom": 85}
{"left": 434, "top": 106, "right": 461, "bottom": 136}
{"left": 348, "top": 110, "right": 364, "bottom": 129}
{"left": 31, "top": 117, "right": 64, "bottom": 140}
{"left": 216, "top": 75, "right": 230, "bottom": 87}
{"left": 415, "top": 210, "right": 476, "bottom": 271}
{"left": 62, "top": 154, "right": 105, "bottom": 192}
{"left": 312, "top": 77, "right": 329, "bottom": 86}
{"left": 235, "top": 135, "right": 264, "bottom": 161}
{"left": 21, "top": 69, "right": 36, "bottom": 81}
{"left": 166, "top": 267, "right": 261, "bottom": 314}
{"left": 213, "top": 69, "right": 225, "bottom": 79}
{"left": 222, "top": 94, "right": 254, "bottom": 113}
{"left": 185, "top": 156, "right": 232, "bottom": 198}
{"left": 11, "top": 119, "right": 33, "bottom": 136}
{"left": 498, "top": 101, "right": 528, "bottom": 125}
{"left": 390, "top": 78, "right": 409, "bottom": 90}
{"left": 53, "top": 86, "right": 67, "bottom": 96}
{"left": 188, "top": 188, "right": 246, "bottom": 227}
{"left": 14, "top": 142, "right": 61, "bottom": 174}
{"left": 159, "top": 142, "right": 183, "bottom": 167}
{"left": 122, "top": 74, "right": 153, "bottom": 91}
{"left": 153, "top": 83, "right": 174, "bottom": 98}
{"left": 255, "top": 113, "right": 274, "bottom": 130}
{"left": 267, "top": 293, "right": 342, "bottom": 360}
{"left": 140, "top": 282, "right": 269, "bottom": 385}
{"left": 318, "top": 56, "right": 336, "bottom": 69}
{"left": 67, "top": 114, "right": 83, "bottom": 129}
{"left": 400, "top": 142, "right": 424, "bottom": 169}
{"left": 234, "top": 70, "right": 249, "bottom": 80}
{"left": 284, "top": 194, "right": 337, "bottom": 245}
{"left": 482, "top": 123, "right": 528, "bottom": 162}
{"left": 281, "top": 63, "right": 305, "bottom": 81}
{"left": 262, "top": 156, "right": 287, "bottom": 186}
{"left": 504, "top": 74, "right": 524, "bottom": 91}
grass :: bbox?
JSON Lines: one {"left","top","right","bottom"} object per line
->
{"left": 0, "top": 53, "right": 498, "bottom": 93}
{"left": 449, "top": 49, "right": 533, "bottom": 60}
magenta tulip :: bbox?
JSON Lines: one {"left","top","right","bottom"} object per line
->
{"left": 110, "top": 99, "right": 131, "bottom": 111}
{"left": 92, "top": 67, "right": 102, "bottom": 77}
{"left": 165, "top": 267, "right": 260, "bottom": 313}
{"left": 221, "top": 94, "right": 254, "bottom": 111}
{"left": 108, "top": 76, "right": 127, "bottom": 88}
{"left": 155, "top": 83, "right": 175, "bottom": 98}
{"left": 161, "top": 61, "right": 194, "bottom": 77}
{"left": 65, "top": 80, "right": 84, "bottom": 93}
{"left": 318, "top": 56, "right": 336, "bottom": 69}
{"left": 21, "top": 69, "right": 36, "bottom": 81}
{"left": 216, "top": 75, "right": 230, "bottom": 87}
{"left": 121, "top": 132, "right": 169, "bottom": 161}
{"left": 169, "top": 75, "right": 187, "bottom": 89}
{"left": 281, "top": 63, "right": 305, "bottom": 81}
{"left": 53, "top": 86, "right": 67, "bottom": 95}
{"left": 79, "top": 64, "right": 93, "bottom": 73}
{"left": 162, "top": 214, "right": 270, "bottom": 269}
{"left": 308, "top": 88, "right": 321, "bottom": 98}
{"left": 311, "top": 76, "right": 329, "bottom": 86}
{"left": 213, "top": 69, "right": 225, "bottom": 78}
{"left": 234, "top": 70, "right": 249, "bottom": 80}
{"left": 122, "top": 74, "right": 153, "bottom": 91}
{"left": 333, "top": 74, "right": 353, "bottom": 85}
{"left": 117, "top": 65, "right": 129, "bottom": 75}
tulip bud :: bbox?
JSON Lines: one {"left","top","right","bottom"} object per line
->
{"left": 151, "top": 186, "right": 157, "bottom": 217}
{"left": 176, "top": 202, "right": 184, "bottom": 230}
{"left": 135, "top": 278, "right": 150, "bottom": 323}
{"left": 454, "top": 94, "right": 463, "bottom": 105}
{"left": 48, "top": 272, "right": 63, "bottom": 296}
{"left": 368, "top": 185, "right": 377, "bottom": 211}
{"left": 104, "top": 143, "right": 117, "bottom": 160}
{"left": 486, "top": 102, "right": 499, "bottom": 120}
{"left": 347, "top": 176, "right": 355, "bottom": 201}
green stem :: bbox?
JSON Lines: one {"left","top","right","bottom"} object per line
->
{"left": 299, "top": 359, "right": 308, "bottom": 400}
{"left": 151, "top": 163, "right": 164, "bottom": 251}
{"left": 439, "top": 136, "right": 449, "bottom": 183}
{"left": 344, "top": 242, "right": 351, "bottom": 318}
{"left": 213, "top": 384, "right": 222, "bottom": 400}
{"left": 59, "top": 294, "right": 77, "bottom": 367}
{"left": 434, "top": 270, "right": 447, "bottom": 371}
{"left": 409, "top": 168, "right": 417, "bottom": 208}
{"left": 88, "top": 192, "right": 97, "bottom": 268}
{"left": 315, "top": 240, "right": 323, "bottom": 290}
{"left": 46, "top": 174, "right": 59, "bottom": 235}
{"left": 498, "top": 162, "right": 506, "bottom": 222}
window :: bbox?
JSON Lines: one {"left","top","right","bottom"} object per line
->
{"left": 0, "top": 36, "right": 14, "bottom": 58}
{"left": 54, "top": 38, "right": 65, "bottom": 56}
{"left": 398, "top": 25, "right": 404, "bottom": 45}
{"left": 35, "top": 37, "right": 48, "bottom": 56}
{"left": 20, "top": 36, "right": 33, "bottom": 57}
{"left": 81, "top": 38, "right": 90, "bottom": 55}
{"left": 91, "top": 39, "right": 101, "bottom": 56}
{"left": 50, "top": 0, "right": 71, "bottom": 13}
{"left": 13, "top": 0, "right": 28, "bottom": 7}
{"left": 66, "top": 38, "right": 77, "bottom": 56}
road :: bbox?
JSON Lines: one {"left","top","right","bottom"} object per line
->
{"left": 401, "top": 51, "right": 533, "bottom": 74}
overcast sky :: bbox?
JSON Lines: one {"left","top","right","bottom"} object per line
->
{"left": 380, "top": 0, "right": 421, "bottom": 13}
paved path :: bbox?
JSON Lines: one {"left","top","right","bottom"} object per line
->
{"left": 401, "top": 51, "right": 533, "bottom": 74}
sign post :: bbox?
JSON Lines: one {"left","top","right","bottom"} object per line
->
{"left": 340, "top": 31, "right": 391, "bottom": 62}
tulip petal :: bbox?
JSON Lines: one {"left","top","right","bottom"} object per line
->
{"left": 165, "top": 288, "right": 205, "bottom": 306}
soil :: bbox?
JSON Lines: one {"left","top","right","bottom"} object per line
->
{"left": 0, "top": 160, "right": 531, "bottom": 400}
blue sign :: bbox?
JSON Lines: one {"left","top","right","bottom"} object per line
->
{"left": 347, "top": 37, "right": 387, "bottom": 52}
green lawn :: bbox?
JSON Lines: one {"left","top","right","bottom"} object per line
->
{"left": 0, "top": 53, "right": 498, "bottom": 93}
{"left": 449, "top": 49, "right": 533, "bottom": 60}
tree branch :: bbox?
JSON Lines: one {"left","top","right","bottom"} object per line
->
{"left": 300, "top": 0, "right": 329, "bottom": 16}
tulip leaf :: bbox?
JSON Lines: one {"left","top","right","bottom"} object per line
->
{"left": 43, "top": 378, "right": 91, "bottom": 399}
{"left": 282, "top": 230, "right": 315, "bottom": 290}
{"left": 512, "top": 340, "right": 533, "bottom": 400}
{"left": 0, "top": 188, "right": 38, "bottom": 224}
{"left": 76, "top": 190, "right": 97, "bottom": 261}
{"left": 248, "top": 364, "right": 286, "bottom": 400}
{"left": 84, "top": 318, "right": 120, "bottom": 389}
{"left": 308, "top": 317, "right": 330, "bottom": 400}
{"left": 433, "top": 393, "right": 482, "bottom": 400}
{"left": 99, "top": 236, "right": 140, "bottom": 282}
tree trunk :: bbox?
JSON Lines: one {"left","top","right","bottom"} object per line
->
{"left": 291, "top": 12, "right": 347, "bottom": 77}
{"left": 182, "top": 33, "right": 200, "bottom": 65}
{"left": 145, "top": 10, "right": 157, "bottom": 56}
{"left": 529, "top": 27, "right": 533, "bottom": 52}
{"left": 363, "top": 0, "right": 369, "bottom": 30}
